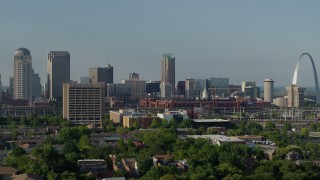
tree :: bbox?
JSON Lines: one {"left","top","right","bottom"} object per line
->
{"left": 265, "top": 122, "right": 276, "bottom": 131}
{"left": 181, "top": 118, "right": 194, "bottom": 128}
{"left": 216, "top": 163, "right": 241, "bottom": 179}
{"left": 137, "top": 156, "right": 153, "bottom": 177}
{"left": 32, "top": 144, "right": 62, "bottom": 171}
{"left": 142, "top": 129, "right": 176, "bottom": 154}
{"left": 133, "top": 122, "right": 140, "bottom": 130}
{"left": 150, "top": 119, "right": 161, "bottom": 128}
{"left": 10, "top": 147, "right": 26, "bottom": 157}
{"left": 62, "top": 140, "right": 79, "bottom": 154}
{"left": 283, "top": 123, "right": 292, "bottom": 132}
{"left": 300, "top": 128, "right": 309, "bottom": 139}
{"left": 78, "top": 135, "right": 93, "bottom": 157}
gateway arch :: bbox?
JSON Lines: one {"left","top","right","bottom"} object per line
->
{"left": 292, "top": 53, "right": 320, "bottom": 104}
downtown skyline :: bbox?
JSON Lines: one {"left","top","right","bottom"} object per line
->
{"left": 1, "top": 0, "right": 320, "bottom": 87}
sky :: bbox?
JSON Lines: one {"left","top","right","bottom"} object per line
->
{"left": 1, "top": 0, "right": 320, "bottom": 87}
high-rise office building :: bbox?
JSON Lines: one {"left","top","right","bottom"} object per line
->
{"left": 89, "top": 64, "right": 113, "bottom": 84}
{"left": 241, "top": 81, "right": 256, "bottom": 92}
{"left": 9, "top": 77, "right": 13, "bottom": 100}
{"left": 13, "top": 48, "right": 32, "bottom": 100}
{"left": 146, "top": 81, "right": 160, "bottom": 97}
{"left": 264, "top": 79, "right": 274, "bottom": 103}
{"left": 176, "top": 81, "right": 185, "bottom": 96}
{"left": 185, "top": 78, "right": 195, "bottom": 99}
{"left": 121, "top": 73, "right": 146, "bottom": 99}
{"left": 47, "top": 51, "right": 70, "bottom": 100}
{"left": 63, "top": 82, "right": 105, "bottom": 127}
{"left": 208, "top": 77, "right": 229, "bottom": 97}
{"left": 195, "top": 79, "right": 209, "bottom": 98}
{"left": 161, "top": 54, "right": 175, "bottom": 92}
{"left": 32, "top": 69, "right": 41, "bottom": 99}
{"left": 286, "top": 84, "right": 305, "bottom": 107}
{"left": 0, "top": 74, "right": 2, "bottom": 102}
{"left": 160, "top": 82, "right": 172, "bottom": 98}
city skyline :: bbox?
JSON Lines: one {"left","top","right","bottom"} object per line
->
{"left": 1, "top": 0, "right": 320, "bottom": 87}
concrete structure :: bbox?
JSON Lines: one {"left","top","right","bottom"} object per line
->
{"left": 121, "top": 73, "right": 146, "bottom": 99}
{"left": 109, "top": 109, "right": 136, "bottom": 124}
{"left": 161, "top": 54, "right": 175, "bottom": 92}
{"left": 185, "top": 78, "right": 195, "bottom": 99}
{"left": 241, "top": 81, "right": 256, "bottom": 92}
{"left": 208, "top": 77, "right": 229, "bottom": 97}
{"left": 80, "top": 76, "right": 90, "bottom": 84}
{"left": 286, "top": 84, "right": 305, "bottom": 107}
{"left": 13, "top": 48, "right": 32, "bottom": 100}
{"left": 264, "top": 79, "right": 274, "bottom": 103}
{"left": 193, "top": 119, "right": 231, "bottom": 128}
{"left": 63, "top": 82, "right": 105, "bottom": 127}
{"left": 244, "top": 86, "right": 260, "bottom": 99}
{"left": 186, "top": 135, "right": 245, "bottom": 146}
{"left": 195, "top": 79, "right": 208, "bottom": 98}
{"left": 146, "top": 81, "right": 160, "bottom": 98}
{"left": 106, "top": 84, "right": 116, "bottom": 97}
{"left": 31, "top": 70, "right": 41, "bottom": 99}
{"left": 176, "top": 81, "right": 185, "bottom": 96}
{"left": 116, "top": 83, "right": 131, "bottom": 98}
{"left": 160, "top": 82, "right": 172, "bottom": 98}
{"left": 273, "top": 97, "right": 288, "bottom": 107}
{"left": 89, "top": 64, "right": 113, "bottom": 84}
{"left": 47, "top": 51, "right": 70, "bottom": 100}
{"left": 122, "top": 114, "right": 153, "bottom": 129}
{"left": 9, "top": 77, "right": 13, "bottom": 100}
{"left": 0, "top": 74, "right": 2, "bottom": 102}
{"left": 157, "top": 110, "right": 188, "bottom": 122}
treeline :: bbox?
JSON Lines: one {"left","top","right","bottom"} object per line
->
{"left": 0, "top": 115, "right": 69, "bottom": 128}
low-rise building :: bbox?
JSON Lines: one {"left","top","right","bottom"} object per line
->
{"left": 193, "top": 119, "right": 231, "bottom": 128}
{"left": 123, "top": 114, "right": 154, "bottom": 129}
{"left": 157, "top": 110, "right": 188, "bottom": 122}
{"left": 186, "top": 135, "right": 245, "bottom": 146}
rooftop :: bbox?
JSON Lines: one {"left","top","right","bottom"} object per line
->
{"left": 193, "top": 119, "right": 230, "bottom": 123}
{"left": 15, "top": 47, "right": 30, "bottom": 56}
{"left": 187, "top": 135, "right": 244, "bottom": 143}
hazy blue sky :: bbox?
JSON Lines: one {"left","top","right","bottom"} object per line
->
{"left": 1, "top": 0, "right": 320, "bottom": 87}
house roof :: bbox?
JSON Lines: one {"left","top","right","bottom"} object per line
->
{"left": 11, "top": 173, "right": 44, "bottom": 180}
{"left": 0, "top": 166, "right": 20, "bottom": 175}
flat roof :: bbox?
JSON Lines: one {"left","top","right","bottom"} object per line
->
{"left": 187, "top": 135, "right": 244, "bottom": 143}
{"left": 193, "top": 119, "right": 230, "bottom": 123}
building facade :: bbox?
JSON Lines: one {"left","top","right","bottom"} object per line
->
{"left": 146, "top": 81, "right": 160, "bottom": 98}
{"left": 0, "top": 74, "right": 2, "bottom": 102}
{"left": 47, "top": 51, "right": 70, "bottom": 100}
{"left": 121, "top": 73, "right": 146, "bottom": 99}
{"left": 264, "top": 79, "right": 274, "bottom": 103}
{"left": 13, "top": 48, "right": 33, "bottom": 100}
{"left": 63, "top": 82, "right": 105, "bottom": 127}
{"left": 89, "top": 64, "right": 113, "bottom": 84}
{"left": 241, "top": 81, "right": 256, "bottom": 92}
{"left": 161, "top": 54, "right": 175, "bottom": 93}
{"left": 32, "top": 70, "right": 41, "bottom": 99}
{"left": 185, "top": 79, "right": 195, "bottom": 99}
{"left": 176, "top": 81, "right": 185, "bottom": 97}
{"left": 160, "top": 82, "right": 172, "bottom": 99}
{"left": 208, "top": 77, "right": 229, "bottom": 97}
{"left": 286, "top": 84, "right": 305, "bottom": 107}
